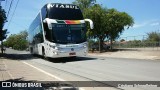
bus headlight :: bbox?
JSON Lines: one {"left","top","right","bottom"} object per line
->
{"left": 83, "top": 42, "right": 88, "bottom": 48}
{"left": 49, "top": 45, "right": 55, "bottom": 49}
{"left": 83, "top": 45, "right": 87, "bottom": 48}
{"left": 55, "top": 52, "right": 58, "bottom": 55}
{"left": 55, "top": 47, "right": 59, "bottom": 50}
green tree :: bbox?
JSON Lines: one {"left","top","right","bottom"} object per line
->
{"left": 73, "top": 0, "right": 134, "bottom": 52}
{"left": 85, "top": 4, "right": 108, "bottom": 52}
{"left": 120, "top": 39, "right": 125, "bottom": 42}
{"left": 146, "top": 31, "right": 160, "bottom": 42}
{"left": 73, "top": 0, "right": 96, "bottom": 11}
{"left": 88, "top": 39, "right": 95, "bottom": 50}
{"left": 105, "top": 9, "right": 134, "bottom": 50}
{"left": 4, "top": 30, "right": 28, "bottom": 50}
{"left": 0, "top": 6, "right": 7, "bottom": 30}
{"left": 0, "top": 6, "right": 7, "bottom": 54}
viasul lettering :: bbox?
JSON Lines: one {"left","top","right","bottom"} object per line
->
{"left": 50, "top": 4, "right": 79, "bottom": 9}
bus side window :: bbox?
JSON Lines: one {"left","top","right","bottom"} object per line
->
{"left": 43, "top": 22, "right": 51, "bottom": 41}
{"left": 43, "top": 23, "right": 48, "bottom": 39}
{"left": 41, "top": 6, "right": 47, "bottom": 20}
{"left": 39, "top": 25, "right": 44, "bottom": 43}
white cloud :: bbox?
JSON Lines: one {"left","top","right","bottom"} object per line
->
{"left": 150, "top": 22, "right": 160, "bottom": 26}
{"left": 132, "top": 20, "right": 160, "bottom": 29}
{"left": 132, "top": 23, "right": 147, "bottom": 28}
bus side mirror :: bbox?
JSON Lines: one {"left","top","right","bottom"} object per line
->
{"left": 43, "top": 18, "right": 52, "bottom": 29}
{"left": 43, "top": 19, "right": 47, "bottom": 23}
{"left": 43, "top": 18, "right": 57, "bottom": 30}
{"left": 84, "top": 19, "right": 94, "bottom": 29}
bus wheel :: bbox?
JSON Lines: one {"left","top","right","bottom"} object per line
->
{"left": 30, "top": 47, "right": 33, "bottom": 54}
{"left": 42, "top": 47, "right": 47, "bottom": 59}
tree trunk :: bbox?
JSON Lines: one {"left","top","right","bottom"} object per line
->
{"left": 110, "top": 38, "right": 113, "bottom": 51}
{"left": 1, "top": 41, "right": 4, "bottom": 54}
{"left": 98, "top": 36, "right": 103, "bottom": 53}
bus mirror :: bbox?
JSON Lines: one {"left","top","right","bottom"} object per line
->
{"left": 43, "top": 18, "right": 57, "bottom": 23}
{"left": 43, "top": 19, "right": 47, "bottom": 23}
{"left": 43, "top": 18, "right": 57, "bottom": 30}
{"left": 84, "top": 19, "right": 94, "bottom": 29}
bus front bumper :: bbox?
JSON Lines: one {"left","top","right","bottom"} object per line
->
{"left": 51, "top": 49, "right": 87, "bottom": 58}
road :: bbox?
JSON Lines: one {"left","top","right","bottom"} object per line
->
{"left": 1, "top": 48, "right": 160, "bottom": 90}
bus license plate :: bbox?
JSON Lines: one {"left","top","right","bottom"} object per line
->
{"left": 69, "top": 52, "right": 76, "bottom": 55}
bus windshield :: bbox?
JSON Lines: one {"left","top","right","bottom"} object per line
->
{"left": 52, "top": 24, "right": 86, "bottom": 44}
{"left": 48, "top": 6, "right": 83, "bottom": 20}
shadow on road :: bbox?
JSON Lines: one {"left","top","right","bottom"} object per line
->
{"left": 45, "top": 56, "right": 97, "bottom": 63}
{"left": 0, "top": 53, "right": 38, "bottom": 60}
{"left": 0, "top": 52, "right": 97, "bottom": 63}
{"left": 116, "top": 48, "right": 140, "bottom": 51}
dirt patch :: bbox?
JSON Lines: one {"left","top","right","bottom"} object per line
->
{"left": 88, "top": 50, "right": 160, "bottom": 60}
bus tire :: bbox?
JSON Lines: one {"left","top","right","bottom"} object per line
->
{"left": 42, "top": 47, "right": 47, "bottom": 60}
{"left": 30, "top": 47, "right": 33, "bottom": 54}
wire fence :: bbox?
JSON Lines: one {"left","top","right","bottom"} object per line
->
{"left": 113, "top": 34, "right": 160, "bottom": 51}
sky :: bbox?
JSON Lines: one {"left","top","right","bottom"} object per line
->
{"left": 1, "top": 0, "right": 160, "bottom": 40}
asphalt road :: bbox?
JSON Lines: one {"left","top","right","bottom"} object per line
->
{"left": 2, "top": 48, "right": 160, "bottom": 90}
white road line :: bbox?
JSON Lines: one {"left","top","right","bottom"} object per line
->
{"left": 22, "top": 61, "right": 85, "bottom": 90}
{"left": 22, "top": 61, "right": 65, "bottom": 81}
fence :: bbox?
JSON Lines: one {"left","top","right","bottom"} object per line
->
{"left": 113, "top": 34, "right": 160, "bottom": 51}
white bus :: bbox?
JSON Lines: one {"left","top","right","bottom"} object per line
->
{"left": 28, "top": 3, "right": 93, "bottom": 58}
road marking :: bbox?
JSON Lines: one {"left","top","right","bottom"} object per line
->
{"left": 22, "top": 61, "right": 85, "bottom": 90}
{"left": 22, "top": 61, "right": 65, "bottom": 81}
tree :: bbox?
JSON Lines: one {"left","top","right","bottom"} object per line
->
{"left": 73, "top": 0, "right": 134, "bottom": 52}
{"left": 73, "top": 0, "right": 106, "bottom": 52}
{"left": 0, "top": 6, "right": 7, "bottom": 29}
{"left": 120, "top": 39, "right": 125, "bottom": 42}
{"left": 0, "top": 6, "right": 7, "bottom": 54}
{"left": 85, "top": 4, "right": 109, "bottom": 52}
{"left": 146, "top": 31, "right": 160, "bottom": 42}
{"left": 73, "top": 0, "right": 96, "bottom": 11}
{"left": 105, "top": 9, "right": 134, "bottom": 50}
{"left": 0, "top": 29, "right": 8, "bottom": 41}
{"left": 4, "top": 30, "right": 28, "bottom": 50}
{"left": 0, "top": 29, "right": 8, "bottom": 54}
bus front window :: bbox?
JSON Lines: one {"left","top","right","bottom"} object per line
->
{"left": 52, "top": 24, "right": 86, "bottom": 44}
{"left": 49, "top": 6, "right": 83, "bottom": 20}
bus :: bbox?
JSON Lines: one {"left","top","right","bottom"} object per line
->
{"left": 28, "top": 3, "right": 94, "bottom": 58}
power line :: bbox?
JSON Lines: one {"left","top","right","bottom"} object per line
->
{"left": 5, "top": 0, "right": 7, "bottom": 10}
{"left": 7, "top": 0, "right": 19, "bottom": 28}
{"left": 6, "top": 0, "right": 14, "bottom": 19}
{"left": 6, "top": 0, "right": 27, "bottom": 30}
